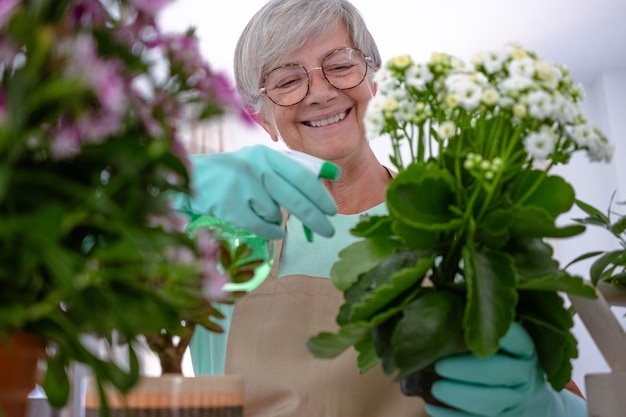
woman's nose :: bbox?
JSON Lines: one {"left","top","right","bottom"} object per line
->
{"left": 306, "top": 67, "right": 337, "bottom": 102}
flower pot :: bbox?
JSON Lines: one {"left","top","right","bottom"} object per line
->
{"left": 0, "top": 332, "right": 46, "bottom": 417}
{"left": 400, "top": 367, "right": 451, "bottom": 408}
{"left": 83, "top": 374, "right": 244, "bottom": 417}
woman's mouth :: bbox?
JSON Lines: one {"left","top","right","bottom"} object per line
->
{"left": 303, "top": 109, "right": 349, "bottom": 127}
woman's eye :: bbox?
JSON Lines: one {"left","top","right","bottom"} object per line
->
{"left": 325, "top": 63, "right": 354, "bottom": 74}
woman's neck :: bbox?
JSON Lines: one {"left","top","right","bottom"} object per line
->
{"left": 325, "top": 154, "right": 391, "bottom": 214}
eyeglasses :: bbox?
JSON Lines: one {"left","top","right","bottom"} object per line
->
{"left": 259, "top": 47, "right": 372, "bottom": 107}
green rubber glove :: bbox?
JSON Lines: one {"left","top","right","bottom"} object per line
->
{"left": 425, "top": 322, "right": 587, "bottom": 417}
{"left": 177, "top": 145, "right": 338, "bottom": 240}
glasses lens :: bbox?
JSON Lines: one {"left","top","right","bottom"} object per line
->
{"left": 263, "top": 64, "right": 309, "bottom": 106}
{"left": 322, "top": 48, "right": 368, "bottom": 90}
{"left": 261, "top": 49, "right": 369, "bottom": 106}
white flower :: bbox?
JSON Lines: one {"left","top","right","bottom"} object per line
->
{"left": 373, "top": 68, "right": 396, "bottom": 94}
{"left": 438, "top": 121, "right": 457, "bottom": 139}
{"left": 474, "top": 49, "right": 508, "bottom": 74}
{"left": 365, "top": 94, "right": 387, "bottom": 140}
{"left": 525, "top": 90, "right": 554, "bottom": 120}
{"left": 508, "top": 57, "right": 536, "bottom": 78}
{"left": 499, "top": 75, "right": 534, "bottom": 93}
{"left": 481, "top": 88, "right": 500, "bottom": 106}
{"left": 535, "top": 60, "right": 562, "bottom": 90}
{"left": 405, "top": 63, "right": 433, "bottom": 89}
{"left": 552, "top": 93, "right": 580, "bottom": 124}
{"left": 569, "top": 124, "right": 613, "bottom": 162}
{"left": 570, "top": 124, "right": 597, "bottom": 148}
{"left": 523, "top": 126, "right": 557, "bottom": 160}
{"left": 445, "top": 73, "right": 482, "bottom": 110}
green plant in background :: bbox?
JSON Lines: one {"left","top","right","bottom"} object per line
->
{"left": 0, "top": 0, "right": 251, "bottom": 414}
{"left": 569, "top": 196, "right": 626, "bottom": 287}
{"left": 308, "top": 43, "right": 613, "bottom": 391}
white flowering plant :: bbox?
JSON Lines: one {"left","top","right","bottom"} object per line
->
{"left": 308, "top": 43, "right": 613, "bottom": 393}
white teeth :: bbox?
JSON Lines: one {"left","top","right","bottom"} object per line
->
{"left": 307, "top": 111, "right": 347, "bottom": 127}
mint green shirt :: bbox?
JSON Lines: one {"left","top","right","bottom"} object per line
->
{"left": 189, "top": 203, "right": 388, "bottom": 375}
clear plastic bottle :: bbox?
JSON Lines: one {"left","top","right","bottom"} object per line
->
{"left": 186, "top": 215, "right": 275, "bottom": 293}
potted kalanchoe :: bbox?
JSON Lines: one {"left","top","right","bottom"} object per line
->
{"left": 0, "top": 1, "right": 253, "bottom": 416}
{"left": 307, "top": 42, "right": 613, "bottom": 399}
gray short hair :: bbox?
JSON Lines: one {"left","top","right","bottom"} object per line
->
{"left": 234, "top": 0, "right": 381, "bottom": 114}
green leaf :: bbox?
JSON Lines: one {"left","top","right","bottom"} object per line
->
{"left": 610, "top": 215, "right": 626, "bottom": 236}
{"left": 518, "top": 273, "right": 596, "bottom": 298}
{"left": 590, "top": 250, "right": 626, "bottom": 285}
{"left": 506, "top": 238, "right": 560, "bottom": 281}
{"left": 392, "top": 221, "right": 440, "bottom": 250}
{"left": 512, "top": 171, "right": 576, "bottom": 217}
{"left": 350, "top": 215, "right": 395, "bottom": 238}
{"left": 575, "top": 199, "right": 610, "bottom": 225}
{"left": 387, "top": 162, "right": 460, "bottom": 231}
{"left": 517, "top": 290, "right": 577, "bottom": 390}
{"left": 510, "top": 206, "right": 585, "bottom": 238}
{"left": 330, "top": 238, "right": 399, "bottom": 291}
{"left": 392, "top": 290, "right": 467, "bottom": 379}
{"left": 355, "top": 333, "right": 379, "bottom": 372}
{"left": 463, "top": 247, "right": 518, "bottom": 357}
{"left": 338, "top": 252, "right": 431, "bottom": 324}
{"left": 476, "top": 208, "right": 512, "bottom": 248}
{"left": 306, "top": 323, "right": 371, "bottom": 359}
{"left": 42, "top": 353, "right": 71, "bottom": 407}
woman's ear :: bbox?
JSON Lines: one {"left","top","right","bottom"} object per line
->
{"left": 255, "top": 112, "right": 280, "bottom": 142}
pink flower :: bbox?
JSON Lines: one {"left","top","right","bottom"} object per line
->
{"left": 51, "top": 125, "right": 81, "bottom": 160}
{"left": 0, "top": 0, "right": 19, "bottom": 29}
{"left": 195, "top": 229, "right": 230, "bottom": 301}
{"left": 69, "top": 0, "right": 107, "bottom": 27}
{"left": 130, "top": 0, "right": 172, "bottom": 17}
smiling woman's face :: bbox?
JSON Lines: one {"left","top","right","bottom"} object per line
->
{"left": 257, "top": 22, "right": 377, "bottom": 163}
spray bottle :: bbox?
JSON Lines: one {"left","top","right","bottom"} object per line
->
{"left": 186, "top": 149, "right": 340, "bottom": 293}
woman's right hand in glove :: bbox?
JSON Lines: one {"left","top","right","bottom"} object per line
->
{"left": 176, "top": 145, "right": 338, "bottom": 240}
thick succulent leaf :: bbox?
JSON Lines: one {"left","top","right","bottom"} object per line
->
{"left": 463, "top": 247, "right": 518, "bottom": 357}
{"left": 510, "top": 205, "right": 585, "bottom": 238}
{"left": 330, "top": 238, "right": 399, "bottom": 291}
{"left": 518, "top": 273, "right": 596, "bottom": 298}
{"left": 350, "top": 215, "right": 395, "bottom": 238}
{"left": 306, "top": 322, "right": 371, "bottom": 359}
{"left": 339, "top": 253, "right": 432, "bottom": 324}
{"left": 392, "top": 220, "right": 440, "bottom": 250}
{"left": 512, "top": 171, "right": 576, "bottom": 217}
{"left": 355, "top": 333, "right": 379, "bottom": 372}
{"left": 516, "top": 290, "right": 577, "bottom": 390}
{"left": 392, "top": 290, "right": 467, "bottom": 379}
{"left": 506, "top": 238, "right": 560, "bottom": 281}
{"left": 308, "top": 300, "right": 408, "bottom": 362}
{"left": 387, "top": 162, "right": 461, "bottom": 232}
{"left": 476, "top": 208, "right": 512, "bottom": 248}
{"left": 372, "top": 313, "right": 401, "bottom": 375}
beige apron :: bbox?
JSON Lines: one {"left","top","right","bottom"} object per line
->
{"left": 225, "top": 237, "right": 427, "bottom": 417}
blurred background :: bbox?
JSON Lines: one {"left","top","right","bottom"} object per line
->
{"left": 159, "top": 0, "right": 626, "bottom": 396}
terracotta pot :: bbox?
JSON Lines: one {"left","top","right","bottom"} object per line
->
{"left": 83, "top": 374, "right": 244, "bottom": 417}
{"left": 0, "top": 332, "right": 46, "bottom": 417}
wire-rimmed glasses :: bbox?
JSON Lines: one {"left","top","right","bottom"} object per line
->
{"left": 259, "top": 47, "right": 372, "bottom": 107}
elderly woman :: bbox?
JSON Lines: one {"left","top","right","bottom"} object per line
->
{"left": 181, "top": 0, "right": 587, "bottom": 416}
